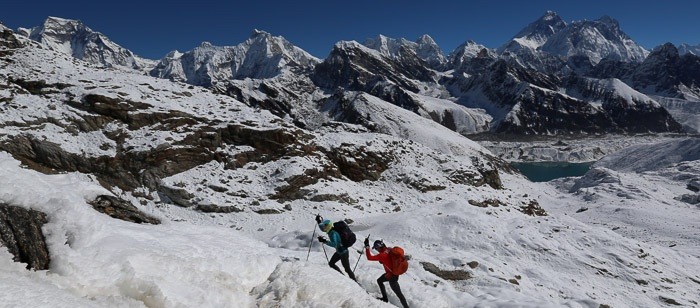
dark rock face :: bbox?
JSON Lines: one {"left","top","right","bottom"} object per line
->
{"left": 0, "top": 204, "right": 50, "bottom": 270}
{"left": 0, "top": 28, "right": 24, "bottom": 49}
{"left": 321, "top": 93, "right": 383, "bottom": 130}
{"left": 562, "top": 76, "right": 683, "bottom": 133}
{"left": 312, "top": 42, "right": 434, "bottom": 115}
{"left": 88, "top": 195, "right": 160, "bottom": 224}
{"left": 603, "top": 98, "right": 683, "bottom": 133}
{"left": 222, "top": 82, "right": 294, "bottom": 119}
{"left": 313, "top": 42, "right": 435, "bottom": 91}
{"left": 677, "top": 194, "right": 700, "bottom": 205}
{"left": 587, "top": 58, "right": 638, "bottom": 80}
{"left": 497, "top": 86, "right": 616, "bottom": 134}
{"left": 688, "top": 180, "right": 700, "bottom": 192}
{"left": 630, "top": 43, "right": 700, "bottom": 99}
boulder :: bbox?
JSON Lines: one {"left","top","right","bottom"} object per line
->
{"left": 88, "top": 195, "right": 160, "bottom": 224}
{"left": 0, "top": 203, "right": 50, "bottom": 270}
{"left": 420, "top": 261, "right": 472, "bottom": 280}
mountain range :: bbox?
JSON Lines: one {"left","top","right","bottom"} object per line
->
{"left": 1, "top": 12, "right": 700, "bottom": 308}
{"left": 7, "top": 12, "right": 699, "bottom": 136}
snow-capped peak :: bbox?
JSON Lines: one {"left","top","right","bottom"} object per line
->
{"left": 597, "top": 15, "right": 619, "bottom": 27}
{"left": 363, "top": 34, "right": 412, "bottom": 57}
{"left": 199, "top": 41, "right": 215, "bottom": 48}
{"left": 363, "top": 34, "right": 447, "bottom": 69}
{"left": 417, "top": 34, "right": 437, "bottom": 45}
{"left": 18, "top": 16, "right": 154, "bottom": 70}
{"left": 452, "top": 40, "right": 492, "bottom": 59}
{"left": 22, "top": 17, "right": 90, "bottom": 55}
{"left": 541, "top": 10, "right": 558, "bottom": 21}
{"left": 678, "top": 43, "right": 700, "bottom": 56}
{"left": 540, "top": 15, "right": 648, "bottom": 64}
{"left": 251, "top": 28, "right": 270, "bottom": 37}
{"left": 498, "top": 11, "right": 567, "bottom": 53}
{"left": 149, "top": 29, "right": 320, "bottom": 85}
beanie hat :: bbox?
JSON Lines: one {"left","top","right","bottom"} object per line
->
{"left": 319, "top": 220, "right": 333, "bottom": 233}
{"left": 373, "top": 239, "right": 386, "bottom": 250}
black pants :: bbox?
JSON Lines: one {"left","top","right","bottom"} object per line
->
{"left": 329, "top": 252, "right": 356, "bottom": 281}
{"left": 377, "top": 274, "right": 409, "bottom": 308}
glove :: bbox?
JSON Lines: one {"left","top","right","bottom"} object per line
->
{"left": 363, "top": 238, "right": 370, "bottom": 248}
{"left": 318, "top": 236, "right": 327, "bottom": 243}
{"left": 315, "top": 214, "right": 323, "bottom": 224}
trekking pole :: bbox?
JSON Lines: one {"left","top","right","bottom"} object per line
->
{"left": 321, "top": 241, "right": 329, "bottom": 262}
{"left": 305, "top": 220, "right": 317, "bottom": 262}
{"left": 353, "top": 234, "right": 370, "bottom": 273}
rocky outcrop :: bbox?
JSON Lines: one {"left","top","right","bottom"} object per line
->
{"left": 196, "top": 204, "right": 243, "bottom": 213}
{"left": 323, "top": 144, "right": 394, "bottom": 182}
{"left": 88, "top": 195, "right": 160, "bottom": 224}
{"left": 158, "top": 184, "right": 196, "bottom": 207}
{"left": 269, "top": 167, "right": 341, "bottom": 202}
{"left": 688, "top": 179, "right": 700, "bottom": 192}
{"left": 676, "top": 194, "right": 700, "bottom": 205}
{"left": 0, "top": 204, "right": 50, "bottom": 270}
{"left": 421, "top": 261, "right": 472, "bottom": 280}
{"left": 0, "top": 28, "right": 24, "bottom": 49}
{"left": 519, "top": 200, "right": 548, "bottom": 216}
{"left": 468, "top": 199, "right": 506, "bottom": 208}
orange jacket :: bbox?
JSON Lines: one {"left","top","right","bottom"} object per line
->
{"left": 365, "top": 247, "right": 394, "bottom": 278}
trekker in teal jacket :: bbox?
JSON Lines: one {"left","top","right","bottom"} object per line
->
{"left": 317, "top": 219, "right": 356, "bottom": 281}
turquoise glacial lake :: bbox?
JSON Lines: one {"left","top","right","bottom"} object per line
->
{"left": 510, "top": 161, "right": 594, "bottom": 182}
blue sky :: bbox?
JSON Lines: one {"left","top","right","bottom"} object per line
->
{"left": 1, "top": 0, "right": 698, "bottom": 59}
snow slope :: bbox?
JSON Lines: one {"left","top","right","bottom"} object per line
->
{"left": 548, "top": 138, "right": 700, "bottom": 258}
{"left": 3, "top": 150, "right": 700, "bottom": 307}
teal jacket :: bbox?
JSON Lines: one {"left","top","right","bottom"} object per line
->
{"left": 324, "top": 230, "right": 348, "bottom": 255}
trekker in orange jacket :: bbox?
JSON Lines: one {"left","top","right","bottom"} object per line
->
{"left": 364, "top": 239, "right": 409, "bottom": 308}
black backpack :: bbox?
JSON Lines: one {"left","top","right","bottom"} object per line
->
{"left": 333, "top": 220, "right": 356, "bottom": 247}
